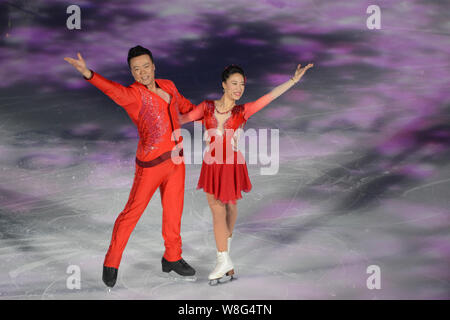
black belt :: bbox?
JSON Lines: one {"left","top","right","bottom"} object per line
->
{"left": 136, "top": 148, "right": 183, "bottom": 168}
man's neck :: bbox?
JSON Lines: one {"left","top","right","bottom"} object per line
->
{"left": 145, "top": 80, "right": 157, "bottom": 92}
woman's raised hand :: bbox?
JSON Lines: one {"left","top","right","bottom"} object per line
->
{"left": 64, "top": 52, "right": 92, "bottom": 78}
{"left": 291, "top": 63, "right": 314, "bottom": 83}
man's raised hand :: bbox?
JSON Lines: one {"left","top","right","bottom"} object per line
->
{"left": 292, "top": 63, "right": 314, "bottom": 83}
{"left": 64, "top": 52, "right": 92, "bottom": 79}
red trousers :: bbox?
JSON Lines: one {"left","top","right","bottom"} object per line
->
{"left": 104, "top": 159, "right": 185, "bottom": 268}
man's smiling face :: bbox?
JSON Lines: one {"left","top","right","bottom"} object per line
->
{"left": 130, "top": 54, "right": 155, "bottom": 86}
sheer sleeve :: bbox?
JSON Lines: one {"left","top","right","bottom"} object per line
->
{"left": 243, "top": 93, "right": 274, "bottom": 120}
{"left": 179, "top": 100, "right": 205, "bottom": 124}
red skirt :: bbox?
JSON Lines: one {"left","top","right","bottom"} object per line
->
{"left": 197, "top": 151, "right": 252, "bottom": 204}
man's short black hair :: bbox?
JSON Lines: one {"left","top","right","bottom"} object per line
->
{"left": 127, "top": 45, "right": 154, "bottom": 67}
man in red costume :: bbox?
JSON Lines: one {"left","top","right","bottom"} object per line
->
{"left": 64, "top": 46, "right": 196, "bottom": 287}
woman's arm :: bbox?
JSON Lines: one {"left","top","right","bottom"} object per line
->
{"left": 178, "top": 101, "right": 205, "bottom": 124}
{"left": 244, "top": 63, "right": 314, "bottom": 120}
{"left": 269, "top": 63, "right": 314, "bottom": 100}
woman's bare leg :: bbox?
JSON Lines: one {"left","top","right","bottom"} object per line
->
{"left": 225, "top": 202, "right": 238, "bottom": 237}
{"left": 206, "top": 193, "right": 229, "bottom": 252}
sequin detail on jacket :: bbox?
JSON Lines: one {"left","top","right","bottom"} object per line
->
{"left": 137, "top": 87, "right": 168, "bottom": 156}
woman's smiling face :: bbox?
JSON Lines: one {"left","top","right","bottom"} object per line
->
{"left": 222, "top": 73, "right": 245, "bottom": 101}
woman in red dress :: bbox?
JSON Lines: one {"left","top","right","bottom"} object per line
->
{"left": 180, "top": 63, "right": 314, "bottom": 284}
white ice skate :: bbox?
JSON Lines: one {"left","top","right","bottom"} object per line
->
{"left": 208, "top": 251, "right": 235, "bottom": 286}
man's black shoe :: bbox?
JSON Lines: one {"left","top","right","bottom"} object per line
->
{"left": 102, "top": 266, "right": 118, "bottom": 288}
{"left": 161, "top": 257, "right": 196, "bottom": 276}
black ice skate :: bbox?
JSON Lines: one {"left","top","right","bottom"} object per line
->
{"left": 102, "top": 266, "right": 118, "bottom": 288}
{"left": 161, "top": 257, "right": 196, "bottom": 281}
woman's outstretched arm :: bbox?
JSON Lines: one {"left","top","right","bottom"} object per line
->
{"left": 244, "top": 63, "right": 314, "bottom": 120}
{"left": 270, "top": 63, "right": 314, "bottom": 99}
{"left": 178, "top": 101, "right": 205, "bottom": 124}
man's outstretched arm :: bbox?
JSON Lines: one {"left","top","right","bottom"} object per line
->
{"left": 64, "top": 53, "right": 139, "bottom": 112}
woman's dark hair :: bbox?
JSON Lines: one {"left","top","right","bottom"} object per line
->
{"left": 127, "top": 45, "right": 154, "bottom": 67}
{"left": 222, "top": 64, "right": 246, "bottom": 83}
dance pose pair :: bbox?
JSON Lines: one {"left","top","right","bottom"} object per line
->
{"left": 64, "top": 45, "right": 313, "bottom": 287}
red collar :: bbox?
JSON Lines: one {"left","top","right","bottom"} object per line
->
{"left": 132, "top": 79, "right": 170, "bottom": 92}
{"left": 133, "top": 79, "right": 173, "bottom": 104}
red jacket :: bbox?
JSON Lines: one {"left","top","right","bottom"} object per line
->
{"left": 86, "top": 71, "right": 195, "bottom": 162}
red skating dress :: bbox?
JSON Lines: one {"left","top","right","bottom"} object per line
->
{"left": 182, "top": 94, "right": 274, "bottom": 204}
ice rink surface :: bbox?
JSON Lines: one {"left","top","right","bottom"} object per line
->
{"left": 0, "top": 0, "right": 449, "bottom": 299}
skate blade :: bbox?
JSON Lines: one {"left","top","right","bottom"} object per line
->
{"left": 162, "top": 271, "right": 197, "bottom": 282}
{"left": 208, "top": 273, "right": 236, "bottom": 286}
